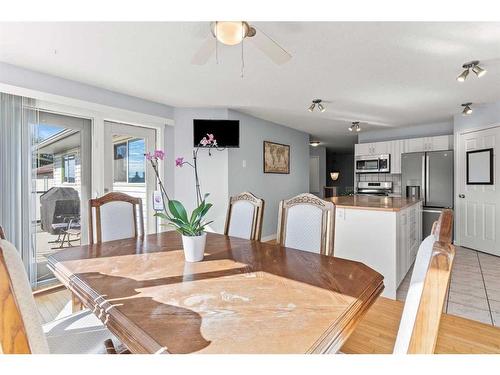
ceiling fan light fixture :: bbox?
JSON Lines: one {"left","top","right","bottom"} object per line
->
{"left": 348, "top": 126, "right": 353, "bottom": 132}
{"left": 317, "top": 103, "right": 326, "bottom": 112}
{"left": 310, "top": 141, "right": 321, "bottom": 147}
{"left": 212, "top": 21, "right": 249, "bottom": 46}
{"left": 308, "top": 103, "right": 316, "bottom": 112}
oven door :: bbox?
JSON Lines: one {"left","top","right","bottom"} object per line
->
{"left": 356, "top": 158, "right": 379, "bottom": 173}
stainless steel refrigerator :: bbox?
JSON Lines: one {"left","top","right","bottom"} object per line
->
{"left": 401, "top": 150, "right": 454, "bottom": 237}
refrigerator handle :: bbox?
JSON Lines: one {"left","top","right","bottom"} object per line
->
{"left": 425, "top": 154, "right": 430, "bottom": 204}
{"left": 421, "top": 154, "right": 426, "bottom": 205}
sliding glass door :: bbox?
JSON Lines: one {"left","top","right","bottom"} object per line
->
{"left": 30, "top": 111, "right": 91, "bottom": 285}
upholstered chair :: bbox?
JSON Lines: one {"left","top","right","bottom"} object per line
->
{"left": 224, "top": 192, "right": 265, "bottom": 241}
{"left": 276, "top": 193, "right": 335, "bottom": 255}
{"left": 0, "top": 238, "right": 119, "bottom": 353}
{"left": 89, "top": 192, "right": 144, "bottom": 244}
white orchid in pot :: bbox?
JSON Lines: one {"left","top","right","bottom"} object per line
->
{"left": 145, "top": 134, "right": 218, "bottom": 262}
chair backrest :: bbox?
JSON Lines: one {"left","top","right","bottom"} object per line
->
{"left": 0, "top": 239, "right": 50, "bottom": 354}
{"left": 89, "top": 192, "right": 144, "bottom": 244}
{"left": 393, "top": 209, "right": 455, "bottom": 354}
{"left": 0, "top": 225, "right": 5, "bottom": 240}
{"left": 224, "top": 192, "right": 265, "bottom": 241}
{"left": 276, "top": 193, "right": 335, "bottom": 256}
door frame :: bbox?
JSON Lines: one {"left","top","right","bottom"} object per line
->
{"left": 454, "top": 124, "right": 500, "bottom": 248}
{"left": 103, "top": 121, "right": 157, "bottom": 233}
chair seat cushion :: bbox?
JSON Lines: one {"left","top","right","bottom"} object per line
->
{"left": 43, "top": 309, "right": 117, "bottom": 354}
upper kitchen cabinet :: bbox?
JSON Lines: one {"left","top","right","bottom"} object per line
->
{"left": 354, "top": 141, "right": 389, "bottom": 156}
{"left": 404, "top": 135, "right": 453, "bottom": 152}
{"left": 388, "top": 140, "right": 404, "bottom": 174}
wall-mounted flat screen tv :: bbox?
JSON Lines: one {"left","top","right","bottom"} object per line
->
{"left": 193, "top": 119, "right": 240, "bottom": 148}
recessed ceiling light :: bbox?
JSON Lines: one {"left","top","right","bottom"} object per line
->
{"left": 349, "top": 121, "right": 361, "bottom": 132}
{"left": 310, "top": 141, "right": 321, "bottom": 147}
{"left": 308, "top": 99, "right": 326, "bottom": 112}
{"left": 461, "top": 103, "right": 473, "bottom": 116}
{"left": 457, "top": 60, "right": 486, "bottom": 82}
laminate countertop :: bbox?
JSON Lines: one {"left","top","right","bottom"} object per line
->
{"left": 327, "top": 195, "right": 421, "bottom": 212}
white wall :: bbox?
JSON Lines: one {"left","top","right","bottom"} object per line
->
{"left": 309, "top": 146, "right": 326, "bottom": 198}
{"left": 227, "top": 110, "right": 310, "bottom": 238}
{"left": 173, "top": 108, "right": 229, "bottom": 233}
{"left": 358, "top": 121, "right": 453, "bottom": 143}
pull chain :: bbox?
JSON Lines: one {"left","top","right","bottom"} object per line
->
{"left": 240, "top": 21, "right": 245, "bottom": 78}
{"left": 215, "top": 21, "right": 219, "bottom": 64}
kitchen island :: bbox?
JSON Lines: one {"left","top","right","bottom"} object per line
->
{"left": 330, "top": 196, "right": 422, "bottom": 299}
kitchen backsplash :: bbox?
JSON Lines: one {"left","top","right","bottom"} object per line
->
{"left": 356, "top": 173, "right": 402, "bottom": 195}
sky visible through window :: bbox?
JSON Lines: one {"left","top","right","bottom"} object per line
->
{"left": 36, "top": 123, "right": 64, "bottom": 142}
{"left": 128, "top": 138, "right": 145, "bottom": 183}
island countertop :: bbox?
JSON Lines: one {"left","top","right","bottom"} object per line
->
{"left": 327, "top": 195, "right": 421, "bottom": 212}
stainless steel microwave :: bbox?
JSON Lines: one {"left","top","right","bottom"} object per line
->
{"left": 355, "top": 154, "right": 391, "bottom": 173}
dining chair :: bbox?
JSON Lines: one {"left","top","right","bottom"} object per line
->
{"left": 276, "top": 193, "right": 335, "bottom": 255}
{"left": 89, "top": 192, "right": 144, "bottom": 244}
{"left": 0, "top": 238, "right": 120, "bottom": 354}
{"left": 392, "top": 209, "right": 454, "bottom": 354}
{"left": 224, "top": 192, "right": 265, "bottom": 241}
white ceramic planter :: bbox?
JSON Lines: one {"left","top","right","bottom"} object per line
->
{"left": 181, "top": 232, "right": 207, "bottom": 262}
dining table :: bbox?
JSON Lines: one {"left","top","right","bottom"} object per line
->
{"left": 47, "top": 231, "right": 384, "bottom": 354}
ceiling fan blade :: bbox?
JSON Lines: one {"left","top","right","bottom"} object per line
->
{"left": 191, "top": 37, "right": 216, "bottom": 65}
{"left": 249, "top": 27, "right": 292, "bottom": 65}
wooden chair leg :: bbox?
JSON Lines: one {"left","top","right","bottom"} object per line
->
{"left": 71, "top": 293, "right": 83, "bottom": 312}
{"left": 104, "top": 339, "right": 117, "bottom": 354}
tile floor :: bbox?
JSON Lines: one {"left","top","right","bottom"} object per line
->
{"left": 396, "top": 245, "right": 500, "bottom": 326}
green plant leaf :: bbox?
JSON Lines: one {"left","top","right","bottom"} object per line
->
{"left": 168, "top": 200, "right": 189, "bottom": 223}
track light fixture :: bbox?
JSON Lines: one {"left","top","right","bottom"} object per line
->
{"left": 308, "top": 99, "right": 326, "bottom": 112}
{"left": 461, "top": 103, "right": 473, "bottom": 116}
{"left": 309, "top": 141, "right": 321, "bottom": 147}
{"left": 349, "top": 121, "right": 361, "bottom": 132}
{"left": 457, "top": 60, "right": 487, "bottom": 82}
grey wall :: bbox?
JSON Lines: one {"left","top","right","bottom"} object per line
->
{"left": 0, "top": 62, "right": 174, "bottom": 118}
{"left": 309, "top": 146, "right": 326, "bottom": 198}
{"left": 454, "top": 101, "right": 500, "bottom": 134}
{"left": 358, "top": 121, "right": 453, "bottom": 143}
{"left": 326, "top": 151, "right": 354, "bottom": 194}
{"left": 227, "top": 110, "right": 309, "bottom": 238}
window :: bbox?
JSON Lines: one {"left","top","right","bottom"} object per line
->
{"left": 62, "top": 154, "right": 76, "bottom": 183}
{"left": 113, "top": 138, "right": 145, "bottom": 184}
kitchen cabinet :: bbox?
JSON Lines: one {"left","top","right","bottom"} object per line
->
{"left": 388, "top": 140, "right": 404, "bottom": 174}
{"left": 354, "top": 141, "right": 389, "bottom": 156}
{"left": 396, "top": 201, "right": 422, "bottom": 284}
{"left": 403, "top": 135, "right": 453, "bottom": 153}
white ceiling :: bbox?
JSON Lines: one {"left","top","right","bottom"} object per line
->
{"left": 1, "top": 22, "right": 500, "bottom": 151}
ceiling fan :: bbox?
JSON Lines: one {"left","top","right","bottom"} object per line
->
{"left": 191, "top": 21, "right": 292, "bottom": 66}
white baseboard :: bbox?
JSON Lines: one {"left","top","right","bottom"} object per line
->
{"left": 261, "top": 233, "right": 277, "bottom": 242}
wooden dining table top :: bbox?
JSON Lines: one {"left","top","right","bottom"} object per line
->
{"left": 47, "top": 231, "right": 384, "bottom": 354}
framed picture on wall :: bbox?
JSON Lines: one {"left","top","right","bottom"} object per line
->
{"left": 263, "top": 141, "right": 290, "bottom": 174}
{"left": 466, "top": 148, "right": 494, "bottom": 185}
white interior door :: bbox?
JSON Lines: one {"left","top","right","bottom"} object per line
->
{"left": 104, "top": 121, "right": 157, "bottom": 234}
{"left": 309, "top": 156, "right": 320, "bottom": 194}
{"left": 456, "top": 126, "right": 500, "bottom": 255}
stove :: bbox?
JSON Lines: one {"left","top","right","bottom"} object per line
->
{"left": 356, "top": 181, "right": 393, "bottom": 196}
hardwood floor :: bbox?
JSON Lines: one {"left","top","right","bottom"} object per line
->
{"left": 341, "top": 297, "right": 500, "bottom": 354}
{"left": 35, "top": 289, "right": 72, "bottom": 324}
